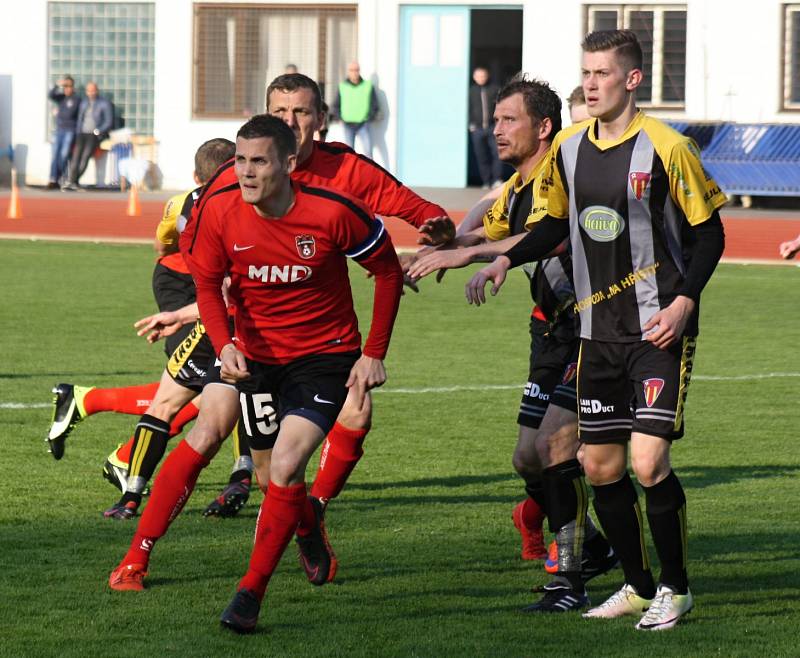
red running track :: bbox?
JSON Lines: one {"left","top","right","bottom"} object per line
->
{"left": 0, "top": 193, "right": 797, "bottom": 262}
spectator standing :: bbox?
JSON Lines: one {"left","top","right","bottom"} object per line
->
{"left": 331, "top": 61, "right": 378, "bottom": 157}
{"left": 63, "top": 81, "right": 113, "bottom": 190}
{"left": 469, "top": 66, "right": 504, "bottom": 189}
{"left": 48, "top": 76, "right": 80, "bottom": 189}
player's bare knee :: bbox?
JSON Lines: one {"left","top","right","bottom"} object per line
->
{"left": 512, "top": 447, "right": 543, "bottom": 480}
{"left": 631, "top": 453, "right": 670, "bottom": 487}
{"left": 185, "top": 418, "right": 227, "bottom": 457}
{"left": 582, "top": 456, "right": 624, "bottom": 485}
{"left": 268, "top": 450, "right": 305, "bottom": 486}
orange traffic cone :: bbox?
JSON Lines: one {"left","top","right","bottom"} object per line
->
{"left": 126, "top": 182, "right": 141, "bottom": 217}
{"left": 7, "top": 168, "right": 22, "bottom": 219}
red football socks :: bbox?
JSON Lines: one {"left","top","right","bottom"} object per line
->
{"left": 520, "top": 496, "right": 545, "bottom": 529}
{"left": 120, "top": 440, "right": 209, "bottom": 568}
{"left": 169, "top": 399, "right": 200, "bottom": 436}
{"left": 82, "top": 383, "right": 160, "bottom": 416}
{"left": 309, "top": 422, "right": 368, "bottom": 502}
{"left": 113, "top": 400, "right": 201, "bottom": 464}
{"left": 238, "top": 481, "right": 307, "bottom": 600}
{"left": 296, "top": 495, "right": 317, "bottom": 538}
{"left": 116, "top": 440, "right": 132, "bottom": 464}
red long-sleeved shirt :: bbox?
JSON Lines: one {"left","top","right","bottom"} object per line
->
{"left": 181, "top": 181, "right": 403, "bottom": 364}
{"left": 189, "top": 141, "right": 447, "bottom": 230}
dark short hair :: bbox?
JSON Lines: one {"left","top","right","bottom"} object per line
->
{"left": 236, "top": 114, "right": 298, "bottom": 160}
{"left": 63, "top": 76, "right": 74, "bottom": 86}
{"left": 567, "top": 85, "right": 585, "bottom": 109}
{"left": 265, "top": 73, "right": 323, "bottom": 113}
{"left": 581, "top": 29, "right": 643, "bottom": 72}
{"left": 194, "top": 138, "right": 235, "bottom": 184}
{"left": 496, "top": 74, "right": 562, "bottom": 139}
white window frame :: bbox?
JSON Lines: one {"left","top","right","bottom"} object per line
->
{"left": 783, "top": 4, "right": 800, "bottom": 110}
{"left": 585, "top": 4, "right": 687, "bottom": 109}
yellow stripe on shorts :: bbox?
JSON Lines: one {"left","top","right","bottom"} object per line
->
{"left": 674, "top": 336, "right": 696, "bottom": 430}
{"left": 167, "top": 321, "right": 207, "bottom": 378}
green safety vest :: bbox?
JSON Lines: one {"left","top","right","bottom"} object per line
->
{"left": 339, "top": 80, "right": 372, "bottom": 123}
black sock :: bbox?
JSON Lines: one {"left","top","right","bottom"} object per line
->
{"left": 644, "top": 470, "right": 689, "bottom": 594}
{"left": 543, "top": 460, "right": 586, "bottom": 591}
{"left": 119, "top": 491, "right": 142, "bottom": 506}
{"left": 524, "top": 478, "right": 547, "bottom": 511}
{"left": 127, "top": 414, "right": 170, "bottom": 495}
{"left": 583, "top": 530, "right": 612, "bottom": 559}
{"left": 592, "top": 473, "right": 656, "bottom": 599}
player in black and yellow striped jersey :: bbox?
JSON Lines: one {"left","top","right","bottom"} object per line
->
{"left": 468, "top": 30, "right": 726, "bottom": 630}
{"left": 409, "top": 77, "right": 616, "bottom": 613}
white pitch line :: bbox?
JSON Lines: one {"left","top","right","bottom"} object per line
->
{"left": 376, "top": 372, "right": 800, "bottom": 394}
{"left": 3, "top": 372, "right": 799, "bottom": 409}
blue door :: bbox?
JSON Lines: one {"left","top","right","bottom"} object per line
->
{"left": 398, "top": 5, "right": 470, "bottom": 187}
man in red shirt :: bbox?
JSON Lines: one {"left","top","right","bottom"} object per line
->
{"left": 111, "top": 115, "right": 404, "bottom": 633}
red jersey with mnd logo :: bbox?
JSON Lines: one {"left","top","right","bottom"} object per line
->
{"left": 181, "top": 180, "right": 403, "bottom": 365}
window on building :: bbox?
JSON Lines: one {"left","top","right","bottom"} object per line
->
{"left": 783, "top": 4, "right": 800, "bottom": 109}
{"left": 193, "top": 4, "right": 357, "bottom": 118}
{"left": 585, "top": 5, "right": 687, "bottom": 108}
{"left": 48, "top": 2, "right": 156, "bottom": 134}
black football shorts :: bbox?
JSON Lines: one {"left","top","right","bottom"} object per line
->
{"left": 517, "top": 321, "right": 579, "bottom": 429}
{"left": 576, "top": 337, "right": 696, "bottom": 444}
{"left": 234, "top": 350, "right": 360, "bottom": 451}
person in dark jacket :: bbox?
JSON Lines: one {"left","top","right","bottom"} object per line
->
{"left": 469, "top": 66, "right": 504, "bottom": 188}
{"left": 330, "top": 61, "right": 378, "bottom": 157}
{"left": 48, "top": 76, "right": 80, "bottom": 188}
{"left": 63, "top": 81, "right": 113, "bottom": 190}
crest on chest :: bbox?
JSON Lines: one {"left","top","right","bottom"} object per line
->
{"left": 295, "top": 234, "right": 316, "bottom": 259}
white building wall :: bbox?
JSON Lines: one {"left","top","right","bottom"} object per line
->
{"left": 3, "top": 0, "right": 798, "bottom": 188}
{"left": 2, "top": 1, "right": 50, "bottom": 185}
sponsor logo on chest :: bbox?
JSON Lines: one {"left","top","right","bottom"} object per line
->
{"left": 578, "top": 206, "right": 626, "bottom": 242}
{"left": 248, "top": 264, "right": 312, "bottom": 283}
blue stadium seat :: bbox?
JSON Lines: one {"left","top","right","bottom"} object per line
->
{"left": 700, "top": 124, "right": 800, "bottom": 196}
{"left": 668, "top": 122, "right": 720, "bottom": 151}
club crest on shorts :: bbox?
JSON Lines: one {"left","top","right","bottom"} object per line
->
{"left": 561, "top": 362, "right": 578, "bottom": 385}
{"left": 295, "top": 234, "right": 316, "bottom": 259}
{"left": 629, "top": 172, "right": 652, "bottom": 200}
{"left": 642, "top": 378, "right": 665, "bottom": 407}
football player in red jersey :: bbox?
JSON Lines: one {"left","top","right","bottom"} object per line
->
{"left": 110, "top": 116, "right": 403, "bottom": 634}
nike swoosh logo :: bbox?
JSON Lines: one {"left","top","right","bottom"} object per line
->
{"left": 233, "top": 244, "right": 254, "bottom": 252}
{"left": 313, "top": 394, "right": 335, "bottom": 405}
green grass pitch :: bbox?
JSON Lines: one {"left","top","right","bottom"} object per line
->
{"left": 0, "top": 239, "right": 798, "bottom": 657}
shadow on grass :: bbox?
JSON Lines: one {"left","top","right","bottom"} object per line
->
{"left": 344, "top": 463, "right": 800, "bottom": 496}
{"left": 345, "top": 473, "right": 516, "bottom": 491}
{"left": 678, "top": 463, "right": 800, "bottom": 489}
{"left": 0, "top": 370, "right": 157, "bottom": 380}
